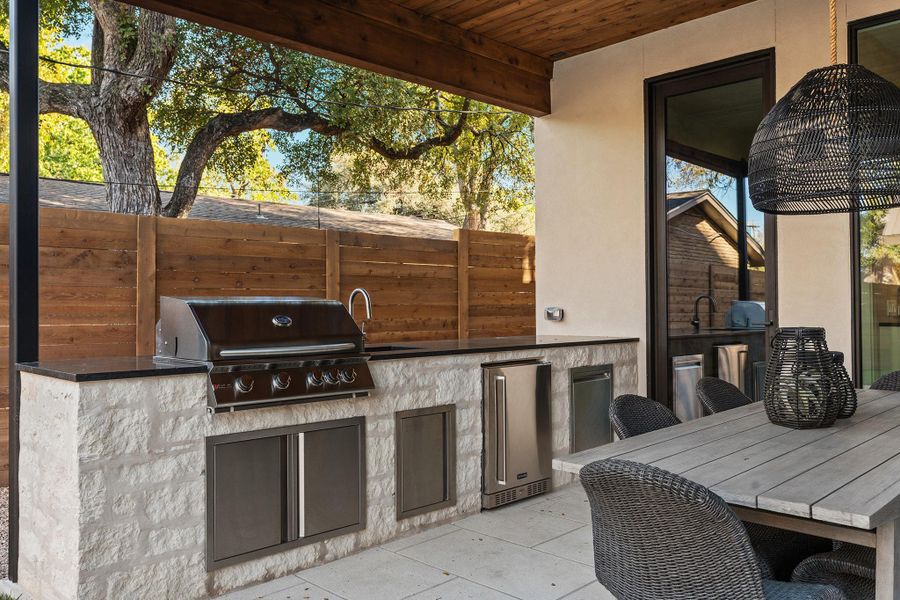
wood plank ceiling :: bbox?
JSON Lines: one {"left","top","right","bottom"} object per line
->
{"left": 126, "top": 0, "right": 758, "bottom": 115}
{"left": 392, "top": 0, "right": 758, "bottom": 60}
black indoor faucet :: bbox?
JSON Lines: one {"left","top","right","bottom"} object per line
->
{"left": 690, "top": 294, "right": 718, "bottom": 332}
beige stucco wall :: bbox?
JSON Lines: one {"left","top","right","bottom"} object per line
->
{"left": 535, "top": 0, "right": 900, "bottom": 391}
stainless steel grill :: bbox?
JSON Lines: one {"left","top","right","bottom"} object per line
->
{"left": 156, "top": 296, "right": 375, "bottom": 412}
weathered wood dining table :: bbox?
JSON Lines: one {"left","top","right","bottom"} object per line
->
{"left": 553, "top": 388, "right": 900, "bottom": 600}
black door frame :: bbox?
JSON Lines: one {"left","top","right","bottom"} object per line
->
{"left": 645, "top": 49, "right": 777, "bottom": 403}
{"left": 849, "top": 8, "right": 900, "bottom": 386}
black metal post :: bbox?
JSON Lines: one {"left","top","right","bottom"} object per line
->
{"left": 737, "top": 175, "right": 750, "bottom": 300}
{"left": 8, "top": 0, "right": 41, "bottom": 583}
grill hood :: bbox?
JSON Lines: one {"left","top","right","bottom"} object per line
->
{"left": 156, "top": 296, "right": 365, "bottom": 362}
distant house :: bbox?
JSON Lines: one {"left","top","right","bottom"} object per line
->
{"left": 0, "top": 174, "right": 458, "bottom": 240}
{"left": 667, "top": 189, "right": 764, "bottom": 269}
{"left": 667, "top": 190, "right": 765, "bottom": 330}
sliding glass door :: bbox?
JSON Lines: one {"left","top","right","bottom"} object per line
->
{"left": 851, "top": 11, "right": 900, "bottom": 385}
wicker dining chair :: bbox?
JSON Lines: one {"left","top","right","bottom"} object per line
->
{"left": 870, "top": 370, "right": 900, "bottom": 391}
{"left": 609, "top": 394, "right": 680, "bottom": 439}
{"left": 793, "top": 544, "right": 875, "bottom": 600}
{"left": 697, "top": 376, "right": 755, "bottom": 414}
{"left": 580, "top": 458, "right": 847, "bottom": 600}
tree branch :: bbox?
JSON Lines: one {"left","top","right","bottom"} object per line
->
{"left": 87, "top": 0, "right": 132, "bottom": 74}
{"left": 118, "top": 8, "right": 178, "bottom": 105}
{"left": 91, "top": 17, "right": 106, "bottom": 92}
{"left": 0, "top": 43, "right": 91, "bottom": 119}
{"left": 165, "top": 99, "right": 472, "bottom": 218}
{"left": 164, "top": 107, "right": 342, "bottom": 217}
{"left": 367, "top": 99, "right": 470, "bottom": 160}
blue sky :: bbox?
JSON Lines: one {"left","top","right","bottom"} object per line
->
{"left": 666, "top": 160, "right": 766, "bottom": 243}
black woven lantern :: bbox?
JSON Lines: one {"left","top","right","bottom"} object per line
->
{"left": 764, "top": 328, "right": 838, "bottom": 429}
{"left": 748, "top": 64, "right": 900, "bottom": 215}
{"left": 828, "top": 351, "right": 857, "bottom": 419}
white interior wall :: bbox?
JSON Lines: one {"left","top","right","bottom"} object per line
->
{"left": 535, "top": 0, "right": 900, "bottom": 391}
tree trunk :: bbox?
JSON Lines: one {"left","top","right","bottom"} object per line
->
{"left": 88, "top": 104, "right": 161, "bottom": 215}
{"left": 463, "top": 204, "right": 483, "bottom": 230}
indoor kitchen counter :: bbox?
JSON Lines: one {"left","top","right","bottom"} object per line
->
{"left": 15, "top": 336, "right": 638, "bottom": 600}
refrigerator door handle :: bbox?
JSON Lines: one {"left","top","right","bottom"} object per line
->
{"left": 496, "top": 375, "right": 508, "bottom": 486}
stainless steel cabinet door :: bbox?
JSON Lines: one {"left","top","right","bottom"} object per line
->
{"left": 210, "top": 436, "right": 286, "bottom": 562}
{"left": 570, "top": 365, "right": 614, "bottom": 452}
{"left": 396, "top": 405, "right": 457, "bottom": 519}
{"left": 299, "top": 424, "right": 364, "bottom": 538}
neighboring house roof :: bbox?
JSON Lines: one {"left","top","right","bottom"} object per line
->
{"left": 667, "top": 189, "right": 765, "bottom": 267}
{"left": 0, "top": 174, "right": 458, "bottom": 240}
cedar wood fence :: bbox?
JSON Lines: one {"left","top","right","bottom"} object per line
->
{"left": 0, "top": 204, "right": 536, "bottom": 484}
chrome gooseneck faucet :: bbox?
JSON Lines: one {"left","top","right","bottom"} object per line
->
{"left": 348, "top": 287, "right": 373, "bottom": 338}
{"left": 690, "top": 294, "right": 718, "bottom": 332}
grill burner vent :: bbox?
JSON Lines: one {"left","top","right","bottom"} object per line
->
{"left": 155, "top": 296, "right": 375, "bottom": 412}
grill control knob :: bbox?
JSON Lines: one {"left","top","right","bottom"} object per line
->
{"left": 323, "top": 369, "right": 340, "bottom": 385}
{"left": 235, "top": 374, "right": 255, "bottom": 394}
{"left": 339, "top": 369, "right": 357, "bottom": 384}
{"left": 273, "top": 372, "right": 292, "bottom": 391}
{"left": 306, "top": 372, "right": 324, "bottom": 388}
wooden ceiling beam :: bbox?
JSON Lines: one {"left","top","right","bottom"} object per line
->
{"left": 125, "top": 0, "right": 552, "bottom": 116}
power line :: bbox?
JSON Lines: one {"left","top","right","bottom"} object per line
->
{"left": 0, "top": 48, "right": 520, "bottom": 116}
{"left": 35, "top": 175, "right": 530, "bottom": 196}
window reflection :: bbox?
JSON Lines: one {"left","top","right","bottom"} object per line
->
{"left": 855, "top": 14, "right": 900, "bottom": 384}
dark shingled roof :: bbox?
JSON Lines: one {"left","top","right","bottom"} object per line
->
{"left": 667, "top": 189, "right": 765, "bottom": 266}
{"left": 666, "top": 190, "right": 709, "bottom": 212}
{"left": 0, "top": 174, "right": 458, "bottom": 240}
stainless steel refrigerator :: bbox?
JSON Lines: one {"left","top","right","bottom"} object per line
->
{"left": 482, "top": 360, "right": 552, "bottom": 509}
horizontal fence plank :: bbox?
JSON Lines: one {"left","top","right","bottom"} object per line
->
{"left": 157, "top": 236, "right": 326, "bottom": 260}
{"left": 340, "top": 245, "right": 457, "bottom": 266}
{"left": 468, "top": 230, "right": 533, "bottom": 246}
{"left": 366, "top": 329, "right": 459, "bottom": 343}
{"left": 468, "top": 254, "right": 534, "bottom": 269}
{"left": 157, "top": 285, "right": 327, "bottom": 298}
{"left": 469, "top": 266, "right": 535, "bottom": 282}
{"left": 471, "top": 291, "right": 536, "bottom": 305}
{"left": 339, "top": 287, "right": 458, "bottom": 306}
{"left": 340, "top": 231, "right": 458, "bottom": 254}
{"left": 158, "top": 254, "right": 325, "bottom": 275}
{"left": 158, "top": 216, "right": 327, "bottom": 244}
{"left": 341, "top": 262, "right": 457, "bottom": 280}
{"left": 470, "top": 279, "right": 535, "bottom": 293}
{"left": 340, "top": 275, "right": 458, "bottom": 291}
{"left": 37, "top": 227, "right": 138, "bottom": 251}
{"left": 0, "top": 247, "right": 136, "bottom": 270}
{"left": 469, "top": 242, "right": 535, "bottom": 260}
{"left": 158, "top": 270, "right": 326, "bottom": 290}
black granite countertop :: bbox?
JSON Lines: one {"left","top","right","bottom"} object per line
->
{"left": 15, "top": 336, "right": 637, "bottom": 381}
{"left": 17, "top": 356, "right": 209, "bottom": 382}
{"left": 365, "top": 335, "right": 639, "bottom": 360}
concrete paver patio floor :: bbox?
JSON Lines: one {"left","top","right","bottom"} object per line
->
{"left": 220, "top": 484, "right": 614, "bottom": 600}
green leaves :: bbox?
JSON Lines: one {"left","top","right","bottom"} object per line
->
{"left": 2, "top": 2, "right": 535, "bottom": 229}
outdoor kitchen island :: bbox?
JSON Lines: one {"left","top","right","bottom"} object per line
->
{"left": 15, "top": 335, "right": 638, "bottom": 600}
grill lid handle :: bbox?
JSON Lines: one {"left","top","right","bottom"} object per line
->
{"left": 218, "top": 342, "right": 357, "bottom": 358}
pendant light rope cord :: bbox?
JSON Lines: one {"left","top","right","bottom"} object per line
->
{"left": 829, "top": 0, "right": 838, "bottom": 65}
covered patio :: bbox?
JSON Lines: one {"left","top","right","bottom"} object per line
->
{"left": 5, "top": 0, "right": 900, "bottom": 599}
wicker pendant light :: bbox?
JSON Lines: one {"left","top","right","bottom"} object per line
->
{"left": 748, "top": 0, "right": 900, "bottom": 215}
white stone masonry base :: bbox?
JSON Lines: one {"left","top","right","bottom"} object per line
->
{"left": 18, "top": 342, "right": 637, "bottom": 599}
